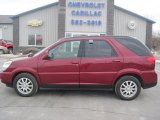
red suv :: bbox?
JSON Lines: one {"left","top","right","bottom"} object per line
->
{"left": 0, "top": 36, "right": 157, "bottom": 100}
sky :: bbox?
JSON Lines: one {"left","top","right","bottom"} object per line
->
{"left": 0, "top": 0, "right": 159, "bottom": 32}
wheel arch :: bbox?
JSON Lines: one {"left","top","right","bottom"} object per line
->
{"left": 113, "top": 73, "right": 144, "bottom": 87}
{"left": 12, "top": 71, "right": 41, "bottom": 85}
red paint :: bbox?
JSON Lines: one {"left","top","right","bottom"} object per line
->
{"left": 0, "top": 36, "right": 157, "bottom": 89}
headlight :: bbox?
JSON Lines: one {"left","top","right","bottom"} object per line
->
{"left": 2, "top": 61, "right": 12, "bottom": 71}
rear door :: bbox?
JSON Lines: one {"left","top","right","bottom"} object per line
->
{"left": 80, "top": 39, "right": 123, "bottom": 88}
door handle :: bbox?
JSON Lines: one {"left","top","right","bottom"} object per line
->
{"left": 112, "top": 60, "right": 121, "bottom": 62}
{"left": 71, "top": 61, "right": 79, "bottom": 64}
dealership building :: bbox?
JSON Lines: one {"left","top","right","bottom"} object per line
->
{"left": 11, "top": 0, "right": 155, "bottom": 52}
{"left": 0, "top": 15, "right": 13, "bottom": 41}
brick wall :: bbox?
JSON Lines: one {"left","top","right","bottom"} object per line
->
{"left": 146, "top": 22, "right": 152, "bottom": 49}
{"left": 13, "top": 17, "right": 19, "bottom": 54}
{"left": 58, "top": 0, "right": 66, "bottom": 39}
{"left": 107, "top": 0, "right": 114, "bottom": 35}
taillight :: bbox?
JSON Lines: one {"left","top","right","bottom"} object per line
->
{"left": 147, "top": 56, "right": 155, "bottom": 64}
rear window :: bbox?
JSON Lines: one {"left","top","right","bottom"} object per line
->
{"left": 116, "top": 37, "right": 151, "bottom": 56}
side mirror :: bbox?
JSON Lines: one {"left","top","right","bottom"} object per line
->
{"left": 42, "top": 51, "right": 49, "bottom": 60}
{"left": 43, "top": 51, "right": 54, "bottom": 60}
{"left": 43, "top": 55, "right": 50, "bottom": 60}
{"left": 46, "top": 53, "right": 54, "bottom": 59}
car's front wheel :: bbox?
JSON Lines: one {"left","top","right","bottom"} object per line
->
{"left": 115, "top": 76, "right": 141, "bottom": 100}
{"left": 13, "top": 73, "right": 38, "bottom": 97}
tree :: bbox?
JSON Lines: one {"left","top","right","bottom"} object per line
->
{"left": 152, "top": 33, "right": 160, "bottom": 51}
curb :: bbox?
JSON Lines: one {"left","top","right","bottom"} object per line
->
{"left": 0, "top": 54, "right": 22, "bottom": 59}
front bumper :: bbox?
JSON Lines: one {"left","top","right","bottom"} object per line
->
{"left": 0, "top": 71, "right": 13, "bottom": 85}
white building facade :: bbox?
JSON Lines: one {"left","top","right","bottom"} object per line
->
{"left": 12, "top": 0, "right": 155, "bottom": 52}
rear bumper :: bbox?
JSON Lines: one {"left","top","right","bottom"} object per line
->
{"left": 141, "top": 70, "right": 158, "bottom": 89}
{"left": 142, "top": 82, "right": 157, "bottom": 89}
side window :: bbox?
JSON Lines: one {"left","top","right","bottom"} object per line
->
{"left": 49, "top": 41, "right": 81, "bottom": 59}
{"left": 116, "top": 37, "right": 151, "bottom": 56}
{"left": 84, "top": 40, "right": 117, "bottom": 58}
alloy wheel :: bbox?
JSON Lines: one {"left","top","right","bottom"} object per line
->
{"left": 16, "top": 78, "right": 34, "bottom": 95}
{"left": 120, "top": 80, "right": 138, "bottom": 98}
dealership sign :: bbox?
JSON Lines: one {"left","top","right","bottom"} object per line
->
{"left": 68, "top": 2, "right": 105, "bottom": 9}
{"left": 66, "top": 0, "right": 107, "bottom": 27}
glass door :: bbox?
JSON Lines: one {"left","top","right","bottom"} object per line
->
{"left": 65, "top": 32, "right": 103, "bottom": 38}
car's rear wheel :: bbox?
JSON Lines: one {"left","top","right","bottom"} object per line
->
{"left": 115, "top": 76, "right": 141, "bottom": 100}
{"left": 0, "top": 49, "right": 4, "bottom": 54}
{"left": 13, "top": 73, "right": 38, "bottom": 97}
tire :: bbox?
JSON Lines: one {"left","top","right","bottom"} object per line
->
{"left": 13, "top": 73, "right": 39, "bottom": 97}
{"left": 115, "top": 76, "right": 141, "bottom": 100}
{"left": 8, "top": 48, "right": 13, "bottom": 54}
{"left": 0, "top": 49, "right": 4, "bottom": 55}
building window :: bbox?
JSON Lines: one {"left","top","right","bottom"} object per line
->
{"left": 28, "top": 34, "right": 43, "bottom": 46}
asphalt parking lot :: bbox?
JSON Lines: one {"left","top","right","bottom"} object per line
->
{"left": 0, "top": 57, "right": 160, "bottom": 120}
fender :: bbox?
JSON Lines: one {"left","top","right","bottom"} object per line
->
{"left": 11, "top": 67, "right": 42, "bottom": 85}
{"left": 112, "top": 68, "right": 142, "bottom": 85}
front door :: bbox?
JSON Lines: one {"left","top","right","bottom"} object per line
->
{"left": 80, "top": 40, "right": 123, "bottom": 88}
{"left": 38, "top": 40, "right": 82, "bottom": 88}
